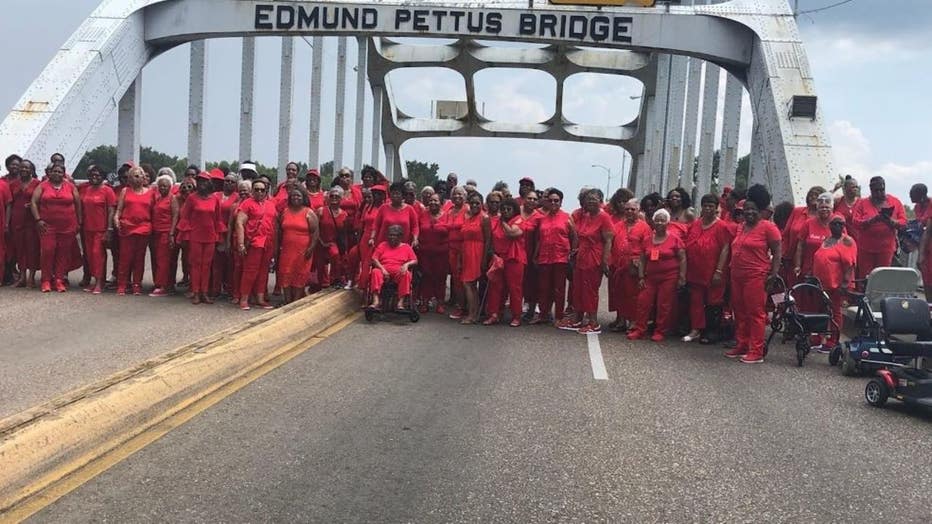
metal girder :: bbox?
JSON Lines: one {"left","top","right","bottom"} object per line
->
{"left": 239, "top": 37, "right": 256, "bottom": 161}
{"left": 696, "top": 62, "right": 720, "bottom": 196}
{"left": 278, "top": 37, "right": 295, "bottom": 178}
{"left": 663, "top": 55, "right": 688, "bottom": 192}
{"left": 187, "top": 40, "right": 207, "bottom": 168}
{"left": 308, "top": 36, "right": 324, "bottom": 170}
{"left": 681, "top": 56, "right": 702, "bottom": 197}
{"left": 353, "top": 37, "right": 367, "bottom": 179}
{"left": 370, "top": 83, "right": 382, "bottom": 171}
{"left": 719, "top": 73, "right": 743, "bottom": 190}
{"left": 117, "top": 77, "right": 141, "bottom": 164}
{"left": 333, "top": 36, "right": 348, "bottom": 172}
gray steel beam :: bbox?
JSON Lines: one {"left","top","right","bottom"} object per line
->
{"left": 664, "top": 55, "right": 688, "bottom": 192}
{"left": 278, "top": 37, "right": 294, "bottom": 179}
{"left": 647, "top": 54, "right": 671, "bottom": 194}
{"left": 681, "top": 56, "right": 702, "bottom": 197}
{"left": 719, "top": 74, "right": 743, "bottom": 189}
{"left": 370, "top": 84, "right": 382, "bottom": 170}
{"left": 117, "top": 77, "right": 141, "bottom": 164}
{"left": 308, "top": 36, "right": 323, "bottom": 170}
{"left": 354, "top": 37, "right": 367, "bottom": 179}
{"left": 697, "top": 63, "right": 720, "bottom": 196}
{"left": 187, "top": 40, "right": 207, "bottom": 168}
{"left": 333, "top": 37, "right": 348, "bottom": 172}
{"left": 239, "top": 37, "right": 255, "bottom": 161}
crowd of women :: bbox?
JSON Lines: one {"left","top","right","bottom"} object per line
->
{"left": 1, "top": 152, "right": 930, "bottom": 364}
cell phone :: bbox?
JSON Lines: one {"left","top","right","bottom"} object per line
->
{"left": 880, "top": 207, "right": 893, "bottom": 217}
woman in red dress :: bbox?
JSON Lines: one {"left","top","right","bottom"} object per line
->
{"left": 316, "top": 187, "right": 349, "bottom": 288}
{"left": 370, "top": 181, "right": 420, "bottom": 247}
{"left": 31, "top": 163, "right": 82, "bottom": 292}
{"left": 532, "top": 188, "right": 576, "bottom": 325}
{"left": 781, "top": 185, "right": 824, "bottom": 286}
{"left": 519, "top": 191, "right": 541, "bottom": 321}
{"left": 608, "top": 198, "right": 651, "bottom": 332}
{"left": 113, "top": 167, "right": 153, "bottom": 296}
{"left": 458, "top": 190, "right": 491, "bottom": 325}
{"left": 210, "top": 171, "right": 240, "bottom": 298}
{"left": 443, "top": 186, "right": 468, "bottom": 318}
{"left": 235, "top": 179, "right": 277, "bottom": 310}
{"left": 793, "top": 192, "right": 833, "bottom": 282}
{"left": 181, "top": 173, "right": 226, "bottom": 304}
{"left": 277, "top": 188, "right": 318, "bottom": 304}
{"left": 149, "top": 174, "right": 175, "bottom": 296}
{"left": 10, "top": 160, "right": 41, "bottom": 288}
{"left": 561, "top": 189, "right": 614, "bottom": 334}
{"left": 682, "top": 193, "right": 733, "bottom": 342}
{"left": 833, "top": 177, "right": 860, "bottom": 243}
{"left": 170, "top": 178, "right": 195, "bottom": 291}
{"left": 851, "top": 176, "right": 906, "bottom": 279}
{"left": 304, "top": 169, "right": 326, "bottom": 210}
{"left": 79, "top": 165, "right": 116, "bottom": 294}
{"left": 418, "top": 192, "right": 450, "bottom": 314}
{"left": 627, "top": 209, "right": 686, "bottom": 342}
{"left": 812, "top": 214, "right": 857, "bottom": 349}
{"left": 355, "top": 184, "right": 385, "bottom": 292}
{"left": 484, "top": 197, "right": 526, "bottom": 326}
{"left": 228, "top": 181, "right": 253, "bottom": 304}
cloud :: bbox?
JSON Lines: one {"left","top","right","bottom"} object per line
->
{"left": 828, "top": 119, "right": 928, "bottom": 198}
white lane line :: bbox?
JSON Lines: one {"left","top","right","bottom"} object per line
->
{"left": 587, "top": 333, "right": 609, "bottom": 380}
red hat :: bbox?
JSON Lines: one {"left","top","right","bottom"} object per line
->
{"left": 196, "top": 171, "right": 212, "bottom": 181}
{"left": 120, "top": 161, "right": 136, "bottom": 168}
{"left": 519, "top": 177, "right": 534, "bottom": 185}
{"left": 209, "top": 168, "right": 224, "bottom": 180}
{"left": 371, "top": 184, "right": 388, "bottom": 193}
{"left": 306, "top": 168, "right": 320, "bottom": 179}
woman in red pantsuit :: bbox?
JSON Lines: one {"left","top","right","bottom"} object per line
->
{"left": 0, "top": 176, "right": 11, "bottom": 282}
{"left": 793, "top": 193, "right": 833, "bottom": 282}
{"left": 149, "top": 174, "right": 175, "bottom": 296}
{"left": 355, "top": 184, "right": 385, "bottom": 292}
{"left": 484, "top": 198, "right": 526, "bottom": 326}
{"left": 532, "top": 188, "right": 576, "bottom": 325}
{"left": 369, "top": 225, "right": 418, "bottom": 310}
{"left": 852, "top": 176, "right": 906, "bottom": 279}
{"left": 316, "top": 187, "right": 349, "bottom": 288}
{"left": 210, "top": 172, "right": 240, "bottom": 298}
{"left": 10, "top": 160, "right": 41, "bottom": 288}
{"left": 181, "top": 173, "right": 226, "bottom": 304}
{"left": 79, "top": 165, "right": 115, "bottom": 294}
{"left": 724, "top": 188, "right": 782, "bottom": 364}
{"left": 235, "top": 179, "right": 277, "bottom": 310}
{"left": 519, "top": 191, "right": 541, "bottom": 321}
{"left": 31, "top": 163, "right": 82, "bottom": 292}
{"left": 561, "top": 189, "right": 613, "bottom": 334}
{"left": 458, "top": 190, "right": 491, "bottom": 325}
{"left": 228, "top": 181, "right": 252, "bottom": 304}
{"left": 781, "top": 186, "right": 824, "bottom": 287}
{"left": 170, "top": 178, "right": 194, "bottom": 292}
{"left": 443, "top": 186, "right": 468, "bottom": 319}
{"left": 277, "top": 188, "right": 318, "bottom": 304}
{"left": 418, "top": 192, "right": 449, "bottom": 313}
{"left": 113, "top": 167, "right": 152, "bottom": 296}
{"left": 682, "top": 193, "right": 733, "bottom": 342}
{"left": 370, "top": 181, "right": 420, "bottom": 247}
{"left": 609, "top": 198, "right": 650, "bottom": 332}
{"left": 628, "top": 209, "right": 686, "bottom": 342}
{"left": 812, "top": 214, "right": 857, "bottom": 348}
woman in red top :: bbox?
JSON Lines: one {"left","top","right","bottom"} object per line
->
{"left": 210, "top": 172, "right": 240, "bottom": 298}
{"left": 228, "top": 181, "right": 253, "bottom": 304}
{"left": 628, "top": 209, "right": 686, "bottom": 342}
{"left": 10, "top": 160, "right": 41, "bottom": 288}
{"left": 724, "top": 186, "right": 782, "bottom": 363}
{"left": 335, "top": 169, "right": 360, "bottom": 244}
{"left": 370, "top": 181, "right": 420, "bottom": 247}
{"left": 443, "top": 186, "right": 468, "bottom": 318}
{"left": 458, "top": 190, "right": 491, "bottom": 325}
{"left": 113, "top": 167, "right": 153, "bottom": 295}
{"left": 813, "top": 214, "right": 857, "bottom": 348}
{"left": 682, "top": 193, "right": 733, "bottom": 342}
{"left": 666, "top": 187, "right": 691, "bottom": 241}
{"left": 149, "top": 174, "right": 175, "bottom": 296}
{"left": 780, "top": 185, "right": 824, "bottom": 286}
{"left": 31, "top": 163, "right": 82, "bottom": 292}
{"left": 484, "top": 198, "right": 525, "bottom": 326}
{"left": 852, "top": 176, "right": 907, "bottom": 279}
{"left": 0, "top": 175, "right": 11, "bottom": 284}
{"left": 609, "top": 198, "right": 651, "bottom": 332}
{"left": 181, "top": 173, "right": 226, "bottom": 304}
{"left": 833, "top": 177, "right": 859, "bottom": 243}
{"left": 418, "top": 193, "right": 450, "bottom": 314}
{"left": 170, "top": 178, "right": 195, "bottom": 291}
{"left": 277, "top": 188, "right": 318, "bottom": 304}
{"left": 561, "top": 189, "right": 613, "bottom": 334}
{"left": 369, "top": 225, "right": 418, "bottom": 310}
{"left": 532, "top": 188, "right": 576, "bottom": 325}
{"left": 355, "top": 185, "right": 385, "bottom": 292}
{"left": 316, "top": 187, "right": 349, "bottom": 288}
{"left": 794, "top": 193, "right": 833, "bottom": 282}
{"left": 519, "top": 190, "right": 541, "bottom": 321}
{"left": 79, "top": 165, "right": 116, "bottom": 294}
{"left": 235, "top": 179, "right": 277, "bottom": 310}
{"left": 305, "top": 169, "right": 325, "bottom": 210}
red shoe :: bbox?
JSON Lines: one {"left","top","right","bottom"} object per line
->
{"left": 557, "top": 318, "right": 582, "bottom": 331}
{"left": 239, "top": 302, "right": 251, "bottom": 311}
{"left": 626, "top": 329, "right": 644, "bottom": 340}
{"left": 448, "top": 309, "right": 464, "bottom": 320}
{"left": 256, "top": 301, "right": 274, "bottom": 309}
{"left": 650, "top": 333, "right": 665, "bottom": 342}
{"left": 55, "top": 280, "right": 68, "bottom": 293}
{"left": 148, "top": 288, "right": 168, "bottom": 297}
{"left": 116, "top": 286, "right": 127, "bottom": 296}
{"left": 482, "top": 314, "right": 500, "bottom": 326}
{"left": 435, "top": 304, "right": 446, "bottom": 315}
{"left": 578, "top": 323, "right": 602, "bottom": 335}
{"left": 92, "top": 285, "right": 103, "bottom": 295}
{"left": 40, "top": 281, "right": 52, "bottom": 293}
{"left": 740, "top": 354, "right": 765, "bottom": 364}
{"left": 724, "top": 347, "right": 748, "bottom": 359}
{"left": 132, "top": 284, "right": 143, "bottom": 296}
{"left": 509, "top": 318, "right": 521, "bottom": 327}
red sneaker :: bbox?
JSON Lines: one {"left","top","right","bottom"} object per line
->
{"left": 435, "top": 304, "right": 446, "bottom": 315}
{"left": 724, "top": 347, "right": 748, "bottom": 359}
{"left": 578, "top": 323, "right": 602, "bottom": 335}
{"left": 650, "top": 333, "right": 665, "bottom": 342}
{"left": 148, "top": 288, "right": 168, "bottom": 297}
{"left": 55, "top": 280, "right": 67, "bottom": 292}
{"left": 740, "top": 354, "right": 765, "bottom": 364}
{"left": 626, "top": 329, "right": 644, "bottom": 340}
{"left": 40, "top": 281, "right": 52, "bottom": 293}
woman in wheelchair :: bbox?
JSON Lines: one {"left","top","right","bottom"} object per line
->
{"left": 369, "top": 225, "right": 418, "bottom": 311}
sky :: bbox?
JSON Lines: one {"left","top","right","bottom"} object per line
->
{"left": 0, "top": 0, "right": 929, "bottom": 200}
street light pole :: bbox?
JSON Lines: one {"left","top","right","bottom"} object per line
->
{"left": 620, "top": 151, "right": 628, "bottom": 190}
{"left": 591, "top": 164, "right": 612, "bottom": 196}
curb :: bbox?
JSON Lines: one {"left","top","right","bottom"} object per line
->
{"left": 0, "top": 289, "right": 358, "bottom": 514}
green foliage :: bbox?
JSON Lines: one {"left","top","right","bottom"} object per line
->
{"left": 405, "top": 160, "right": 440, "bottom": 189}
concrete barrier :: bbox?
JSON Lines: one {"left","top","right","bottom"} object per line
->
{"left": 0, "top": 289, "right": 358, "bottom": 514}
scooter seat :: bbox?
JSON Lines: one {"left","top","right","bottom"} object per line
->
{"left": 886, "top": 340, "right": 932, "bottom": 359}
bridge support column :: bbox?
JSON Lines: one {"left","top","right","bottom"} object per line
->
{"left": 117, "top": 77, "right": 141, "bottom": 165}
{"left": 664, "top": 55, "right": 688, "bottom": 192}
{"left": 333, "top": 37, "right": 348, "bottom": 172}
{"left": 309, "top": 36, "right": 323, "bottom": 170}
{"left": 719, "top": 74, "right": 742, "bottom": 190}
{"left": 278, "top": 37, "right": 294, "bottom": 178}
{"left": 354, "top": 37, "right": 367, "bottom": 180}
{"left": 187, "top": 40, "right": 207, "bottom": 168}
{"left": 384, "top": 141, "right": 396, "bottom": 181}
{"left": 681, "top": 56, "right": 702, "bottom": 198}
{"left": 697, "top": 63, "right": 720, "bottom": 196}
{"left": 239, "top": 37, "right": 256, "bottom": 162}
{"left": 370, "top": 84, "right": 382, "bottom": 171}
{"left": 646, "top": 54, "right": 671, "bottom": 194}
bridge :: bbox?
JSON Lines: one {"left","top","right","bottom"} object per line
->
{"left": 0, "top": 0, "right": 834, "bottom": 203}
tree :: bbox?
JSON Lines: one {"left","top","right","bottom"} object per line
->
{"left": 74, "top": 145, "right": 117, "bottom": 177}
{"left": 405, "top": 160, "right": 440, "bottom": 190}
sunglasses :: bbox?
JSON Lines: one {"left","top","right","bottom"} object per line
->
{"left": 548, "top": 198, "right": 561, "bottom": 203}
{"left": 254, "top": 187, "right": 267, "bottom": 192}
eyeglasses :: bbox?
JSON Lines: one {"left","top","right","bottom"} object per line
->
{"left": 548, "top": 198, "right": 561, "bottom": 203}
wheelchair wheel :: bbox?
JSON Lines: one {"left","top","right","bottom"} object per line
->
{"left": 409, "top": 311, "right": 420, "bottom": 323}
{"left": 839, "top": 347, "right": 858, "bottom": 377}
{"left": 364, "top": 308, "right": 376, "bottom": 322}
{"left": 795, "top": 339, "right": 808, "bottom": 367}
{"left": 864, "top": 379, "right": 889, "bottom": 407}
{"left": 828, "top": 345, "right": 841, "bottom": 366}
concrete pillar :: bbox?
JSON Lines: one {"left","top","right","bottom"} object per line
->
{"left": 278, "top": 37, "right": 294, "bottom": 180}
{"left": 664, "top": 55, "right": 688, "bottom": 192}
{"left": 697, "top": 63, "right": 720, "bottom": 196}
{"left": 384, "top": 141, "right": 396, "bottom": 181}
{"left": 239, "top": 37, "right": 256, "bottom": 162}
{"left": 647, "top": 53, "right": 671, "bottom": 194}
{"left": 719, "top": 74, "right": 743, "bottom": 189}
{"left": 187, "top": 40, "right": 207, "bottom": 168}
{"left": 309, "top": 36, "right": 323, "bottom": 170}
{"left": 353, "top": 37, "right": 367, "bottom": 181}
{"left": 333, "top": 37, "right": 347, "bottom": 172}
{"left": 370, "top": 84, "right": 382, "bottom": 170}
{"left": 117, "top": 77, "right": 141, "bottom": 165}
{"left": 681, "top": 56, "right": 702, "bottom": 198}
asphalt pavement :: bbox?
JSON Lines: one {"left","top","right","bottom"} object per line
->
{"left": 29, "top": 312, "right": 932, "bottom": 523}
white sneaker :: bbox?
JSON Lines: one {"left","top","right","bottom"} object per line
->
{"left": 343, "top": 281, "right": 353, "bottom": 290}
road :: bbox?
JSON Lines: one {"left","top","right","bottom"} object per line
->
{"left": 26, "top": 312, "right": 932, "bottom": 523}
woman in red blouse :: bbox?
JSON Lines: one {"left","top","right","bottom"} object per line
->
{"left": 113, "top": 166, "right": 153, "bottom": 296}
{"left": 484, "top": 198, "right": 525, "bottom": 326}
{"left": 418, "top": 192, "right": 450, "bottom": 314}
{"left": 531, "top": 188, "right": 576, "bottom": 325}
{"left": 780, "top": 185, "right": 824, "bottom": 287}
{"left": 519, "top": 191, "right": 541, "bottom": 321}
{"left": 316, "top": 187, "right": 349, "bottom": 288}
{"left": 793, "top": 193, "right": 833, "bottom": 281}
{"left": 79, "top": 165, "right": 116, "bottom": 294}
{"left": 304, "top": 169, "right": 326, "bottom": 210}
{"left": 628, "top": 209, "right": 686, "bottom": 342}
{"left": 235, "top": 179, "right": 277, "bottom": 310}
{"left": 355, "top": 184, "right": 386, "bottom": 292}
{"left": 682, "top": 194, "right": 733, "bottom": 342}
{"left": 277, "top": 188, "right": 318, "bottom": 304}
{"left": 181, "top": 173, "right": 226, "bottom": 304}
{"left": 443, "top": 186, "right": 468, "bottom": 318}
{"left": 851, "top": 176, "right": 906, "bottom": 279}
{"left": 170, "top": 178, "right": 195, "bottom": 292}
{"left": 609, "top": 198, "right": 651, "bottom": 332}
{"left": 458, "top": 190, "right": 491, "bottom": 325}
{"left": 210, "top": 171, "right": 240, "bottom": 299}
{"left": 31, "top": 163, "right": 82, "bottom": 292}
{"left": 560, "top": 189, "right": 613, "bottom": 334}
{"left": 10, "top": 160, "right": 41, "bottom": 288}
{"left": 812, "top": 214, "right": 857, "bottom": 348}
{"left": 228, "top": 181, "right": 253, "bottom": 304}
{"left": 149, "top": 174, "right": 175, "bottom": 297}
{"left": 370, "top": 181, "right": 420, "bottom": 247}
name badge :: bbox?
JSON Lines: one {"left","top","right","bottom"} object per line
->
{"left": 650, "top": 248, "right": 660, "bottom": 261}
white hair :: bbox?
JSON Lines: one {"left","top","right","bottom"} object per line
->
{"left": 817, "top": 191, "right": 834, "bottom": 203}
{"left": 157, "top": 167, "right": 176, "bottom": 183}
{"left": 155, "top": 174, "right": 174, "bottom": 187}
{"left": 625, "top": 198, "right": 640, "bottom": 206}
{"left": 328, "top": 186, "right": 344, "bottom": 197}
{"left": 237, "top": 180, "right": 251, "bottom": 191}
{"left": 420, "top": 186, "right": 436, "bottom": 196}
{"left": 652, "top": 208, "right": 671, "bottom": 222}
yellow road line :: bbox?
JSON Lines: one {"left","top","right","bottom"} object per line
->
{"left": 1, "top": 312, "right": 360, "bottom": 524}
